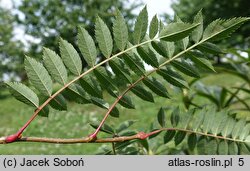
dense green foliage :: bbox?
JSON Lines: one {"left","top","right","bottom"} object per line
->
{"left": 2, "top": 6, "right": 250, "bottom": 154}
{"left": 165, "top": 0, "right": 250, "bottom": 47}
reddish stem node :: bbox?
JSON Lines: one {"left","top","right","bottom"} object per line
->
{"left": 137, "top": 132, "right": 149, "bottom": 140}
{"left": 88, "top": 133, "right": 97, "bottom": 141}
{"left": 5, "top": 133, "right": 21, "bottom": 143}
{"left": 5, "top": 127, "right": 24, "bottom": 143}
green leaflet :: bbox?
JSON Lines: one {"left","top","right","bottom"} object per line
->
{"left": 133, "top": 6, "right": 148, "bottom": 44}
{"left": 157, "top": 107, "right": 165, "bottom": 127}
{"left": 110, "top": 107, "right": 120, "bottom": 118}
{"left": 187, "top": 133, "right": 197, "bottom": 151}
{"left": 217, "top": 112, "right": 230, "bottom": 133}
{"left": 206, "top": 139, "right": 218, "bottom": 154}
{"left": 93, "top": 67, "right": 118, "bottom": 91}
{"left": 109, "top": 58, "right": 132, "bottom": 84}
{"left": 63, "top": 83, "right": 90, "bottom": 104}
{"left": 178, "top": 109, "right": 194, "bottom": 129}
{"left": 137, "top": 46, "right": 159, "bottom": 68}
{"left": 174, "top": 15, "right": 189, "bottom": 50}
{"left": 192, "top": 10, "right": 203, "bottom": 43}
{"left": 232, "top": 119, "right": 246, "bottom": 140}
{"left": 159, "top": 20, "right": 165, "bottom": 31}
{"left": 139, "top": 139, "right": 149, "bottom": 151}
{"left": 43, "top": 48, "right": 68, "bottom": 85}
{"left": 49, "top": 94, "right": 67, "bottom": 111}
{"left": 151, "top": 41, "right": 167, "bottom": 57}
{"left": 113, "top": 10, "right": 128, "bottom": 51}
{"left": 174, "top": 131, "right": 186, "bottom": 146}
{"left": 188, "top": 51, "right": 215, "bottom": 72}
{"left": 239, "top": 143, "right": 250, "bottom": 155}
{"left": 228, "top": 142, "right": 238, "bottom": 155}
{"left": 177, "top": 36, "right": 189, "bottom": 50}
{"left": 91, "top": 97, "right": 109, "bottom": 111}
{"left": 118, "top": 95, "right": 135, "bottom": 109}
{"left": 239, "top": 124, "right": 250, "bottom": 141}
{"left": 218, "top": 141, "right": 228, "bottom": 155}
{"left": 197, "top": 42, "right": 224, "bottom": 54}
{"left": 123, "top": 53, "right": 145, "bottom": 76}
{"left": 38, "top": 105, "right": 49, "bottom": 117}
{"left": 151, "top": 41, "right": 175, "bottom": 58}
{"left": 143, "top": 77, "right": 169, "bottom": 98}
{"left": 202, "top": 107, "right": 216, "bottom": 134}
{"left": 59, "top": 38, "right": 82, "bottom": 75}
{"left": 202, "top": 17, "right": 250, "bottom": 42}
{"left": 191, "top": 108, "right": 205, "bottom": 131}
{"left": 157, "top": 68, "right": 189, "bottom": 88}
{"left": 95, "top": 16, "right": 113, "bottom": 58}
{"left": 159, "top": 22, "right": 200, "bottom": 41}
{"left": 90, "top": 97, "right": 119, "bottom": 118}
{"left": 211, "top": 110, "right": 228, "bottom": 135}
{"left": 113, "top": 141, "right": 139, "bottom": 154}
{"left": 105, "top": 87, "right": 120, "bottom": 99}
{"left": 25, "top": 56, "right": 53, "bottom": 96}
{"left": 6, "top": 82, "right": 39, "bottom": 107}
{"left": 221, "top": 117, "right": 235, "bottom": 137}
{"left": 245, "top": 136, "right": 250, "bottom": 149}
{"left": 78, "top": 26, "right": 97, "bottom": 67}
{"left": 80, "top": 75, "right": 102, "bottom": 98}
{"left": 149, "top": 15, "right": 159, "bottom": 39}
{"left": 197, "top": 136, "right": 207, "bottom": 154}
{"left": 131, "top": 85, "right": 154, "bottom": 103}
{"left": 171, "top": 107, "right": 180, "bottom": 127}
{"left": 171, "top": 60, "right": 200, "bottom": 78}
{"left": 164, "top": 130, "right": 176, "bottom": 144}
{"left": 33, "top": 96, "right": 50, "bottom": 117}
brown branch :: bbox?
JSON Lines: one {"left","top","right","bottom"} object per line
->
{"left": 0, "top": 132, "right": 146, "bottom": 144}
{"left": 1, "top": 128, "right": 247, "bottom": 145}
